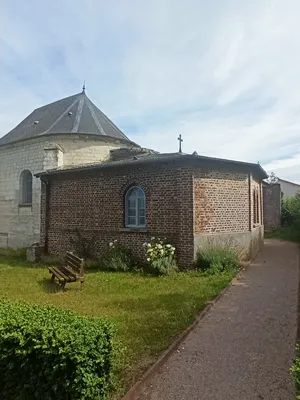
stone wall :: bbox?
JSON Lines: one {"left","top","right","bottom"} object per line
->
{"left": 0, "top": 135, "right": 131, "bottom": 248}
{"left": 263, "top": 183, "right": 281, "bottom": 231}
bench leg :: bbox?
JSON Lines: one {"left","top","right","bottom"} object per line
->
{"left": 80, "top": 281, "right": 84, "bottom": 290}
{"left": 51, "top": 274, "right": 55, "bottom": 282}
{"left": 60, "top": 280, "right": 66, "bottom": 290}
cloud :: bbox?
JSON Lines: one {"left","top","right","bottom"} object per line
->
{"left": 1, "top": 0, "right": 300, "bottom": 181}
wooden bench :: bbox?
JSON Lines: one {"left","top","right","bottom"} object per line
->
{"left": 48, "top": 252, "right": 85, "bottom": 289}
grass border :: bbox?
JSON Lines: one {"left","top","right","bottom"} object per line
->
{"left": 121, "top": 261, "right": 250, "bottom": 400}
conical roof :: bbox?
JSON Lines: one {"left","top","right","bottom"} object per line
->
{"left": 0, "top": 90, "right": 130, "bottom": 145}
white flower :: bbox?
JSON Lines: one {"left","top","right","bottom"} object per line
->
{"left": 171, "top": 251, "right": 175, "bottom": 255}
{"left": 171, "top": 247, "right": 176, "bottom": 251}
{"left": 157, "top": 244, "right": 162, "bottom": 249}
{"left": 143, "top": 242, "right": 147, "bottom": 247}
{"left": 151, "top": 237, "right": 155, "bottom": 240}
{"left": 114, "top": 239, "right": 118, "bottom": 243}
{"left": 147, "top": 258, "right": 150, "bottom": 262}
{"left": 147, "top": 248, "right": 153, "bottom": 253}
{"left": 147, "top": 243, "right": 151, "bottom": 248}
{"left": 166, "top": 244, "right": 171, "bottom": 248}
{"left": 160, "top": 249, "right": 164, "bottom": 255}
{"left": 109, "top": 242, "right": 113, "bottom": 247}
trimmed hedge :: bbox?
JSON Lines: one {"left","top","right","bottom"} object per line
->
{"left": 0, "top": 300, "right": 115, "bottom": 400}
{"left": 291, "top": 345, "right": 300, "bottom": 399}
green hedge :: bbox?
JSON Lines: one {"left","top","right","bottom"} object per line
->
{"left": 291, "top": 345, "right": 300, "bottom": 399}
{"left": 0, "top": 300, "right": 115, "bottom": 400}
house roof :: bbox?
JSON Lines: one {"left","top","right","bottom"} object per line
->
{"left": 0, "top": 89, "right": 131, "bottom": 146}
{"left": 35, "top": 152, "right": 268, "bottom": 180}
{"left": 277, "top": 178, "right": 300, "bottom": 187}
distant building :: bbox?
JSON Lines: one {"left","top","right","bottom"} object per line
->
{"left": 262, "top": 182, "right": 281, "bottom": 231}
{"left": 277, "top": 179, "right": 300, "bottom": 198}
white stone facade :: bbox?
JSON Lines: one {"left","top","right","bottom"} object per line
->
{"left": 0, "top": 135, "right": 131, "bottom": 248}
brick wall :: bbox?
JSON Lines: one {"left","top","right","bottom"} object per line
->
{"left": 41, "top": 163, "right": 194, "bottom": 267}
{"left": 193, "top": 167, "right": 251, "bottom": 233}
{"left": 263, "top": 183, "right": 281, "bottom": 231}
{"left": 41, "top": 160, "right": 264, "bottom": 268}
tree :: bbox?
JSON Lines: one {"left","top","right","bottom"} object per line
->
{"left": 267, "top": 171, "right": 278, "bottom": 185}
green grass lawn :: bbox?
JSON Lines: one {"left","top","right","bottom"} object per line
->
{"left": 265, "top": 226, "right": 300, "bottom": 242}
{"left": 0, "top": 249, "right": 234, "bottom": 396}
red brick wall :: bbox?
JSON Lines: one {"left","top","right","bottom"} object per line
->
{"left": 41, "top": 163, "right": 194, "bottom": 267}
{"left": 193, "top": 167, "right": 262, "bottom": 234}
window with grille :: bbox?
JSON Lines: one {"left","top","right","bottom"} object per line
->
{"left": 20, "top": 170, "right": 33, "bottom": 205}
{"left": 125, "top": 186, "right": 146, "bottom": 228}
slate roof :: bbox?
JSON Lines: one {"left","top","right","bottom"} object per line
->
{"left": 0, "top": 90, "right": 131, "bottom": 146}
{"left": 35, "top": 152, "right": 268, "bottom": 179}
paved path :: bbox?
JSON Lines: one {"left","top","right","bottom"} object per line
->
{"left": 141, "top": 240, "right": 299, "bottom": 400}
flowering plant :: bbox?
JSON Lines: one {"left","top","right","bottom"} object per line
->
{"left": 143, "top": 237, "right": 177, "bottom": 275}
{"left": 101, "top": 239, "right": 137, "bottom": 272}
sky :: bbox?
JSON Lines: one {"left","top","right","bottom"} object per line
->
{"left": 1, "top": 0, "right": 300, "bottom": 182}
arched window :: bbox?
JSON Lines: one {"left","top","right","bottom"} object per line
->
{"left": 253, "top": 189, "right": 260, "bottom": 225}
{"left": 20, "top": 170, "right": 33, "bottom": 205}
{"left": 125, "top": 186, "right": 146, "bottom": 228}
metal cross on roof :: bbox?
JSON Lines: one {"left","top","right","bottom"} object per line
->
{"left": 178, "top": 134, "right": 183, "bottom": 153}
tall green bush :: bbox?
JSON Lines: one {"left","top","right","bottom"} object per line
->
{"left": 281, "top": 196, "right": 300, "bottom": 227}
{"left": 0, "top": 300, "right": 115, "bottom": 400}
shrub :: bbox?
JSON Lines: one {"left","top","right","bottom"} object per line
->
{"left": 0, "top": 300, "right": 115, "bottom": 400}
{"left": 291, "top": 346, "right": 300, "bottom": 399}
{"left": 195, "top": 239, "right": 240, "bottom": 276}
{"left": 0, "top": 248, "right": 27, "bottom": 260}
{"left": 143, "top": 237, "right": 177, "bottom": 275}
{"left": 100, "top": 240, "right": 137, "bottom": 272}
{"left": 281, "top": 196, "right": 300, "bottom": 228}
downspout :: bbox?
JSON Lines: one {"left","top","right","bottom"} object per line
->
{"left": 41, "top": 176, "right": 50, "bottom": 254}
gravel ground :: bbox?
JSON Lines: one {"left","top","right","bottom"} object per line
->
{"left": 140, "top": 239, "right": 298, "bottom": 400}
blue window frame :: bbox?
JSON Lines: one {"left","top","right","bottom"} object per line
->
{"left": 125, "top": 186, "right": 146, "bottom": 228}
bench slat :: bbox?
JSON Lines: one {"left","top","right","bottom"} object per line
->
{"left": 67, "top": 252, "right": 83, "bottom": 264}
{"left": 48, "top": 267, "right": 65, "bottom": 282}
{"left": 61, "top": 265, "right": 78, "bottom": 278}
{"left": 49, "top": 267, "right": 75, "bottom": 282}
{"left": 67, "top": 259, "right": 81, "bottom": 273}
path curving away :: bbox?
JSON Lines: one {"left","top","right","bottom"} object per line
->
{"left": 140, "top": 240, "right": 299, "bottom": 400}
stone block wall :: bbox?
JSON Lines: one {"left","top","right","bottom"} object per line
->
{"left": 263, "top": 183, "right": 281, "bottom": 231}
{"left": 0, "top": 134, "right": 133, "bottom": 248}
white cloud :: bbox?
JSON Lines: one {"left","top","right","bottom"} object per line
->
{"left": 1, "top": 0, "right": 300, "bottom": 181}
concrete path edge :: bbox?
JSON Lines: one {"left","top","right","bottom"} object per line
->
{"left": 121, "top": 262, "right": 250, "bottom": 400}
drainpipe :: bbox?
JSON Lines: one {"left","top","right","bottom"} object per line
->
{"left": 41, "top": 176, "right": 50, "bottom": 254}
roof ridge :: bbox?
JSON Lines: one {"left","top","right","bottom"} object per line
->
{"left": 41, "top": 96, "right": 81, "bottom": 135}
{"left": 71, "top": 95, "right": 85, "bottom": 133}
{"left": 85, "top": 98, "right": 107, "bottom": 136}
{"left": 34, "top": 92, "right": 82, "bottom": 112}
{"left": 86, "top": 97, "right": 130, "bottom": 141}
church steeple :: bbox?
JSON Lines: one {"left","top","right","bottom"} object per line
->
{"left": 82, "top": 81, "right": 86, "bottom": 94}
